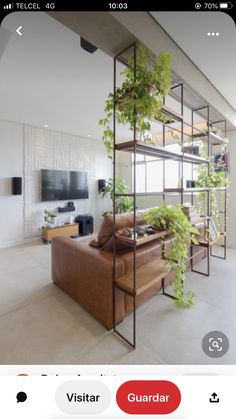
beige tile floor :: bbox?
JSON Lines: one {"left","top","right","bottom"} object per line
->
{"left": 0, "top": 239, "right": 235, "bottom": 364}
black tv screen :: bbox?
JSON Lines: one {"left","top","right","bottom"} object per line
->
{"left": 41, "top": 169, "right": 88, "bottom": 201}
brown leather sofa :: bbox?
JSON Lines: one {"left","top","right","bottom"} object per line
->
{"left": 51, "top": 211, "right": 206, "bottom": 329}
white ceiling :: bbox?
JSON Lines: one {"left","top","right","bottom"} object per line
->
{"left": 0, "top": 12, "right": 115, "bottom": 139}
{"left": 151, "top": 11, "right": 236, "bottom": 110}
{"left": 0, "top": 11, "right": 235, "bottom": 139}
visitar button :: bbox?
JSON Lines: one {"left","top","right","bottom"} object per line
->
{"left": 55, "top": 381, "right": 111, "bottom": 415}
{"left": 116, "top": 380, "right": 181, "bottom": 414}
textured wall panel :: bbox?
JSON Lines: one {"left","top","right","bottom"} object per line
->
{"left": 23, "top": 125, "right": 112, "bottom": 238}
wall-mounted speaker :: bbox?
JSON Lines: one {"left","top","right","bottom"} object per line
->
{"left": 80, "top": 37, "right": 98, "bottom": 54}
{"left": 12, "top": 177, "right": 22, "bottom": 195}
{"left": 98, "top": 179, "right": 106, "bottom": 192}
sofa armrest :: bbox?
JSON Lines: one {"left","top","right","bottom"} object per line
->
{"left": 51, "top": 237, "right": 125, "bottom": 328}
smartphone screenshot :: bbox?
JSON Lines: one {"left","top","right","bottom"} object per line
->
{"left": 0, "top": 0, "right": 235, "bottom": 417}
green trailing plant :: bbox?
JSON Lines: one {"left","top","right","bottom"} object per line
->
{"left": 44, "top": 209, "right": 57, "bottom": 224}
{"left": 144, "top": 204, "right": 199, "bottom": 307}
{"left": 99, "top": 175, "right": 134, "bottom": 214}
{"left": 196, "top": 140, "right": 229, "bottom": 233}
{"left": 99, "top": 45, "right": 172, "bottom": 158}
{"left": 169, "top": 130, "right": 180, "bottom": 142}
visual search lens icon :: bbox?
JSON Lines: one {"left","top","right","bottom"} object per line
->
{"left": 202, "top": 331, "right": 229, "bottom": 358}
{"left": 16, "top": 392, "right": 27, "bottom": 403}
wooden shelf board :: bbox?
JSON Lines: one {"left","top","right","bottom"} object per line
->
{"left": 198, "top": 232, "right": 226, "bottom": 248}
{"left": 115, "top": 140, "right": 208, "bottom": 165}
{"left": 164, "top": 187, "right": 226, "bottom": 194}
{"left": 164, "top": 187, "right": 207, "bottom": 193}
{"left": 115, "top": 258, "right": 170, "bottom": 296}
{"left": 192, "top": 131, "right": 225, "bottom": 145}
{"left": 159, "top": 105, "right": 183, "bottom": 123}
{"left": 116, "top": 230, "right": 167, "bottom": 247}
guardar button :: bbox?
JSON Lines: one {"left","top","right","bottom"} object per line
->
{"left": 116, "top": 380, "right": 181, "bottom": 414}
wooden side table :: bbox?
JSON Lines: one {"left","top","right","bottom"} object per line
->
{"left": 42, "top": 223, "right": 79, "bottom": 244}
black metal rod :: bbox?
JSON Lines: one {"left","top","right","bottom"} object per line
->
{"left": 171, "top": 83, "right": 183, "bottom": 90}
{"left": 133, "top": 42, "right": 137, "bottom": 350}
{"left": 112, "top": 56, "right": 117, "bottom": 332}
{"left": 192, "top": 105, "right": 208, "bottom": 112}
{"left": 180, "top": 83, "right": 184, "bottom": 206}
{"left": 114, "top": 42, "right": 136, "bottom": 60}
{"left": 114, "top": 329, "right": 136, "bottom": 349}
{"left": 224, "top": 119, "right": 227, "bottom": 260}
{"left": 191, "top": 101, "right": 194, "bottom": 206}
{"left": 163, "top": 292, "right": 178, "bottom": 300}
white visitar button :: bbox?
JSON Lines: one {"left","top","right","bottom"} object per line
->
{"left": 55, "top": 381, "right": 111, "bottom": 415}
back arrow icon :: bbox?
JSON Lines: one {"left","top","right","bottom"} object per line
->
{"left": 16, "top": 26, "right": 23, "bottom": 36}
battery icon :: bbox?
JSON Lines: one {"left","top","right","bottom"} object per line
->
{"left": 219, "top": 2, "right": 233, "bottom": 8}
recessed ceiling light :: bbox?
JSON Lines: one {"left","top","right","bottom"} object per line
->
{"left": 87, "top": 134, "right": 91, "bottom": 137}
{"left": 43, "top": 124, "right": 48, "bottom": 128}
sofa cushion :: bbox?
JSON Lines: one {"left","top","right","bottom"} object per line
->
{"left": 97, "top": 211, "right": 145, "bottom": 248}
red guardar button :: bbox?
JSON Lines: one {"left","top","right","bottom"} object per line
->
{"left": 116, "top": 380, "right": 181, "bottom": 415}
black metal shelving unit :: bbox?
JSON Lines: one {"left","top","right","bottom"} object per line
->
{"left": 112, "top": 43, "right": 228, "bottom": 349}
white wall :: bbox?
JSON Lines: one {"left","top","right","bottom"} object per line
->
{"left": 23, "top": 125, "right": 112, "bottom": 237}
{"left": 0, "top": 120, "right": 24, "bottom": 248}
{"left": 226, "top": 130, "right": 236, "bottom": 248}
{"left": 0, "top": 119, "right": 112, "bottom": 249}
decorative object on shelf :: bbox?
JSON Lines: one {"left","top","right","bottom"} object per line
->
{"left": 67, "top": 215, "right": 74, "bottom": 224}
{"left": 12, "top": 177, "right": 22, "bottom": 195}
{"left": 99, "top": 44, "right": 172, "bottom": 158}
{"left": 186, "top": 180, "right": 195, "bottom": 188}
{"left": 121, "top": 227, "right": 133, "bottom": 237}
{"left": 183, "top": 145, "right": 200, "bottom": 156}
{"left": 58, "top": 202, "right": 76, "bottom": 213}
{"left": 144, "top": 204, "right": 199, "bottom": 307}
{"left": 214, "top": 152, "right": 229, "bottom": 172}
{"left": 146, "top": 226, "right": 156, "bottom": 235}
{"left": 99, "top": 176, "right": 133, "bottom": 214}
{"left": 208, "top": 217, "right": 218, "bottom": 242}
{"left": 44, "top": 209, "right": 57, "bottom": 226}
{"left": 136, "top": 226, "right": 146, "bottom": 236}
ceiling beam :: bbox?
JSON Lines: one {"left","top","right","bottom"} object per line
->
{"left": 47, "top": 12, "right": 135, "bottom": 56}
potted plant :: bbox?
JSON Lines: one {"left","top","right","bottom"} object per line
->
{"left": 99, "top": 45, "right": 172, "bottom": 158}
{"left": 144, "top": 203, "right": 199, "bottom": 307}
{"left": 99, "top": 175, "right": 133, "bottom": 214}
{"left": 44, "top": 209, "right": 57, "bottom": 226}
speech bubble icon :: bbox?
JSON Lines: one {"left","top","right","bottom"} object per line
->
{"left": 16, "top": 392, "right": 27, "bottom": 403}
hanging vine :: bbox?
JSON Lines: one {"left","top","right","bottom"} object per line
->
{"left": 195, "top": 139, "right": 229, "bottom": 234}
{"left": 99, "top": 45, "right": 172, "bottom": 158}
{"left": 144, "top": 204, "right": 199, "bottom": 307}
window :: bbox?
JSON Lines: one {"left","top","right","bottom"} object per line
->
{"left": 132, "top": 145, "right": 181, "bottom": 192}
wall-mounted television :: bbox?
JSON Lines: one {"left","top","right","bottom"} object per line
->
{"left": 41, "top": 169, "right": 89, "bottom": 201}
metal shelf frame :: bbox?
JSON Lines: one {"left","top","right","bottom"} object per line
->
{"left": 112, "top": 42, "right": 227, "bottom": 349}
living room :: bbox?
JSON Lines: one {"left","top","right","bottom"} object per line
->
{"left": 0, "top": 10, "right": 236, "bottom": 364}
